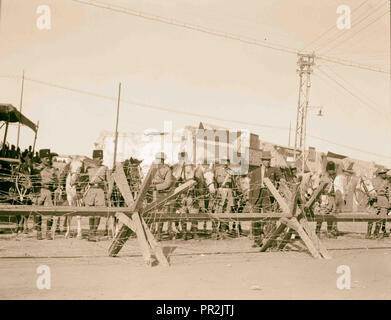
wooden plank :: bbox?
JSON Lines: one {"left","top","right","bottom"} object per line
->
{"left": 300, "top": 217, "right": 331, "bottom": 259}
{"left": 277, "top": 228, "right": 294, "bottom": 251}
{"left": 263, "top": 178, "right": 290, "bottom": 215}
{"left": 108, "top": 165, "right": 157, "bottom": 257}
{"left": 115, "top": 212, "right": 136, "bottom": 232}
{"left": 259, "top": 221, "right": 287, "bottom": 252}
{"left": 141, "top": 218, "right": 169, "bottom": 267}
{"left": 142, "top": 180, "right": 197, "bottom": 215}
{"left": 280, "top": 217, "right": 321, "bottom": 259}
{"left": 112, "top": 163, "right": 134, "bottom": 207}
{"left": 303, "top": 181, "right": 327, "bottom": 216}
{"left": 132, "top": 211, "right": 153, "bottom": 267}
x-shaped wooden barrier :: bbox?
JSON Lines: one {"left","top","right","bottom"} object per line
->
{"left": 108, "top": 164, "right": 196, "bottom": 267}
{"left": 259, "top": 179, "right": 331, "bottom": 259}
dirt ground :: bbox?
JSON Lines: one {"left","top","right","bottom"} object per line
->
{"left": 0, "top": 221, "right": 391, "bottom": 300}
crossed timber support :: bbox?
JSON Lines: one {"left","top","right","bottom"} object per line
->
{"left": 259, "top": 178, "right": 331, "bottom": 259}
{"left": 108, "top": 164, "right": 196, "bottom": 267}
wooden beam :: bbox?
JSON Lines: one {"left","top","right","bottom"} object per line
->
{"left": 112, "top": 163, "right": 134, "bottom": 207}
{"left": 303, "top": 181, "right": 327, "bottom": 216}
{"left": 141, "top": 218, "right": 169, "bottom": 267}
{"left": 115, "top": 212, "right": 136, "bottom": 232}
{"left": 142, "top": 180, "right": 197, "bottom": 215}
{"left": 280, "top": 217, "right": 322, "bottom": 259}
{"left": 132, "top": 211, "right": 153, "bottom": 267}
{"left": 0, "top": 206, "right": 386, "bottom": 222}
{"left": 263, "top": 178, "right": 291, "bottom": 214}
{"left": 259, "top": 221, "right": 287, "bottom": 252}
{"left": 108, "top": 165, "right": 157, "bottom": 257}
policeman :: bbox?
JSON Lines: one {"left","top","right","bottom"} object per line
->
{"left": 151, "top": 152, "right": 174, "bottom": 239}
{"left": 315, "top": 161, "right": 339, "bottom": 238}
{"left": 34, "top": 149, "right": 59, "bottom": 240}
{"left": 367, "top": 169, "right": 389, "bottom": 239}
{"left": 84, "top": 150, "right": 109, "bottom": 242}
{"left": 172, "top": 151, "right": 198, "bottom": 238}
{"left": 215, "top": 158, "right": 234, "bottom": 214}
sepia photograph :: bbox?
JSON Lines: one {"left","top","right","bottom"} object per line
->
{"left": 0, "top": 0, "right": 390, "bottom": 303}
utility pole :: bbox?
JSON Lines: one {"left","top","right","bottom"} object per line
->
{"left": 17, "top": 70, "right": 25, "bottom": 149}
{"left": 288, "top": 121, "right": 291, "bottom": 147}
{"left": 113, "top": 82, "right": 121, "bottom": 169}
{"left": 293, "top": 53, "right": 315, "bottom": 173}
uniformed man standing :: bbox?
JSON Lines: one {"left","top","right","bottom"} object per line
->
{"left": 34, "top": 149, "right": 59, "bottom": 240}
{"left": 367, "top": 169, "right": 389, "bottom": 239}
{"left": 84, "top": 150, "right": 109, "bottom": 242}
{"left": 151, "top": 152, "right": 173, "bottom": 239}
{"left": 215, "top": 158, "right": 234, "bottom": 214}
{"left": 315, "top": 161, "right": 339, "bottom": 238}
{"left": 172, "top": 151, "right": 197, "bottom": 238}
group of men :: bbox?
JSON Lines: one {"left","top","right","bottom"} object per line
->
{"left": 31, "top": 149, "right": 108, "bottom": 241}
{"left": 313, "top": 160, "right": 391, "bottom": 239}
{"left": 21, "top": 146, "right": 391, "bottom": 242}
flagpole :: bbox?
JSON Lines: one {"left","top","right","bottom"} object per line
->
{"left": 32, "top": 121, "right": 39, "bottom": 155}
{"left": 17, "top": 70, "right": 25, "bottom": 149}
{"left": 113, "top": 83, "right": 121, "bottom": 169}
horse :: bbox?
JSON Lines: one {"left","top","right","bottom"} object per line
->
{"left": 64, "top": 156, "right": 89, "bottom": 239}
{"left": 9, "top": 159, "right": 40, "bottom": 233}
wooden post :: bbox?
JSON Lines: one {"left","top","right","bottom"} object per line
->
{"left": 113, "top": 83, "right": 121, "bottom": 169}
{"left": 32, "top": 121, "right": 39, "bottom": 154}
{"left": 280, "top": 217, "right": 321, "bottom": 259}
{"left": 2, "top": 121, "right": 8, "bottom": 153}
{"left": 16, "top": 70, "right": 25, "bottom": 149}
{"left": 112, "top": 163, "right": 135, "bottom": 207}
{"left": 263, "top": 178, "right": 291, "bottom": 214}
{"left": 108, "top": 165, "right": 157, "bottom": 256}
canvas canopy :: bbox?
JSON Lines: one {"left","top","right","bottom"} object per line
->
{"left": 0, "top": 104, "right": 37, "bottom": 132}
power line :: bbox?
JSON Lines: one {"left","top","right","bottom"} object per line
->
{"left": 1, "top": 73, "right": 389, "bottom": 159}
{"left": 69, "top": 0, "right": 390, "bottom": 75}
{"left": 301, "top": 0, "right": 370, "bottom": 52}
{"left": 321, "top": 7, "right": 390, "bottom": 55}
{"left": 315, "top": 66, "right": 389, "bottom": 117}
{"left": 317, "top": 0, "right": 389, "bottom": 54}
{"left": 321, "top": 64, "right": 388, "bottom": 112}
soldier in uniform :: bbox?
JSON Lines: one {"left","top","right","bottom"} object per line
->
{"left": 172, "top": 151, "right": 198, "bottom": 238}
{"left": 84, "top": 150, "right": 109, "bottom": 242}
{"left": 366, "top": 169, "right": 389, "bottom": 239}
{"left": 315, "top": 161, "right": 339, "bottom": 238}
{"left": 151, "top": 152, "right": 174, "bottom": 239}
{"left": 34, "top": 149, "right": 59, "bottom": 240}
{"left": 215, "top": 158, "right": 234, "bottom": 213}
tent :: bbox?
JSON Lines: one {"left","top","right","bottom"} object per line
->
{"left": 0, "top": 104, "right": 37, "bottom": 132}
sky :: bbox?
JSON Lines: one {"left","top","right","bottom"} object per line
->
{"left": 0, "top": 0, "right": 390, "bottom": 165}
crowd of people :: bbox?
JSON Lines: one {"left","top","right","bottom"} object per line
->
{"left": 3, "top": 146, "right": 391, "bottom": 244}
{"left": 0, "top": 143, "right": 40, "bottom": 163}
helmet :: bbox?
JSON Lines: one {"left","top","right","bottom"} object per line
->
{"left": 326, "top": 161, "right": 335, "bottom": 171}
{"left": 92, "top": 150, "right": 103, "bottom": 160}
{"left": 39, "top": 149, "right": 51, "bottom": 159}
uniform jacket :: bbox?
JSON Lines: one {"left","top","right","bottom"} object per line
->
{"left": 172, "top": 163, "right": 195, "bottom": 182}
{"left": 87, "top": 164, "right": 109, "bottom": 189}
{"left": 152, "top": 164, "right": 173, "bottom": 191}
{"left": 36, "top": 164, "right": 58, "bottom": 189}
{"left": 214, "top": 165, "right": 232, "bottom": 187}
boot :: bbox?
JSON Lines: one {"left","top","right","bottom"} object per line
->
{"left": 373, "top": 223, "right": 381, "bottom": 239}
{"left": 88, "top": 231, "right": 97, "bottom": 242}
{"left": 366, "top": 223, "right": 373, "bottom": 239}
{"left": 37, "top": 231, "right": 43, "bottom": 240}
{"left": 46, "top": 231, "right": 53, "bottom": 240}
{"left": 315, "top": 222, "right": 322, "bottom": 237}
